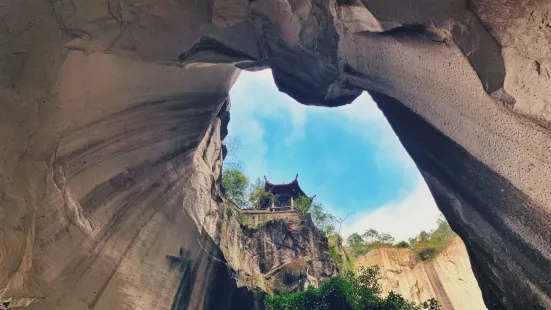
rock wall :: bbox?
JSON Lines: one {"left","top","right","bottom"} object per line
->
{"left": 2, "top": 0, "right": 551, "bottom": 309}
{"left": 355, "top": 237, "right": 486, "bottom": 310}
{"left": 218, "top": 205, "right": 337, "bottom": 294}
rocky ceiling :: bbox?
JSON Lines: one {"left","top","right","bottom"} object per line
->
{"left": 1, "top": 0, "right": 550, "bottom": 309}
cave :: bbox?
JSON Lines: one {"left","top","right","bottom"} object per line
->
{"left": 1, "top": 0, "right": 550, "bottom": 309}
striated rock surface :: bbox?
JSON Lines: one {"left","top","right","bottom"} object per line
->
{"left": 2, "top": 0, "right": 551, "bottom": 309}
{"left": 218, "top": 206, "right": 337, "bottom": 294}
{"left": 356, "top": 237, "right": 486, "bottom": 310}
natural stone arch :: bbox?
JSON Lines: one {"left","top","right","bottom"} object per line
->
{"left": 1, "top": 0, "right": 550, "bottom": 309}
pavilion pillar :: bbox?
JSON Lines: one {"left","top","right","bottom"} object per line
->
{"left": 291, "top": 197, "right": 294, "bottom": 210}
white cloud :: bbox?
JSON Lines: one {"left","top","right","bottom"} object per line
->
{"left": 330, "top": 93, "right": 416, "bottom": 175}
{"left": 229, "top": 70, "right": 440, "bottom": 240}
{"left": 340, "top": 177, "right": 442, "bottom": 242}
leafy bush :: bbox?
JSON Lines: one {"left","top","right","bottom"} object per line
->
{"left": 395, "top": 241, "right": 410, "bottom": 248}
{"left": 264, "top": 266, "right": 441, "bottom": 310}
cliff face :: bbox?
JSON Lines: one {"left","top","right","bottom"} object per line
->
{"left": 219, "top": 206, "right": 337, "bottom": 294}
{"left": 2, "top": 0, "right": 551, "bottom": 309}
{"left": 355, "top": 238, "right": 486, "bottom": 310}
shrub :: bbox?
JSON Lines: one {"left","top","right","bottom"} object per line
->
{"left": 264, "top": 266, "right": 441, "bottom": 310}
{"left": 395, "top": 241, "right": 410, "bottom": 248}
{"left": 409, "top": 216, "right": 456, "bottom": 261}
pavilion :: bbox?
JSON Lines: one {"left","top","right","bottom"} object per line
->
{"left": 260, "top": 174, "right": 315, "bottom": 212}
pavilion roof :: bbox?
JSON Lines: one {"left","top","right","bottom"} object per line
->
{"left": 263, "top": 174, "right": 316, "bottom": 199}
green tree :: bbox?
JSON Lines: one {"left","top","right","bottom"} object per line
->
{"left": 362, "top": 229, "right": 379, "bottom": 243}
{"left": 248, "top": 178, "right": 271, "bottom": 209}
{"left": 395, "top": 241, "right": 410, "bottom": 248}
{"left": 294, "top": 195, "right": 313, "bottom": 213}
{"left": 264, "top": 266, "right": 441, "bottom": 310}
{"left": 221, "top": 168, "right": 249, "bottom": 207}
{"left": 377, "top": 233, "right": 395, "bottom": 245}
{"left": 408, "top": 215, "right": 457, "bottom": 261}
{"left": 346, "top": 233, "right": 370, "bottom": 257}
{"left": 310, "top": 200, "right": 337, "bottom": 235}
{"left": 347, "top": 233, "right": 364, "bottom": 247}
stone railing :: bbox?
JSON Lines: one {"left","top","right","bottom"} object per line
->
{"left": 226, "top": 201, "right": 312, "bottom": 228}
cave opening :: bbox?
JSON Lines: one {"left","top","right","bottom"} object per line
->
{"left": 220, "top": 70, "right": 487, "bottom": 308}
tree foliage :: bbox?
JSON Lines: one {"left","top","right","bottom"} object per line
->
{"left": 310, "top": 200, "right": 337, "bottom": 235}
{"left": 347, "top": 233, "right": 370, "bottom": 257}
{"left": 221, "top": 168, "right": 249, "bottom": 208}
{"left": 294, "top": 195, "right": 313, "bottom": 213}
{"left": 408, "top": 216, "right": 456, "bottom": 261}
{"left": 264, "top": 266, "right": 441, "bottom": 310}
{"left": 345, "top": 216, "right": 457, "bottom": 260}
{"left": 248, "top": 177, "right": 271, "bottom": 209}
{"left": 346, "top": 229, "right": 396, "bottom": 258}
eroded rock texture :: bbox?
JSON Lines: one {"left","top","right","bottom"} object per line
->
{"left": 219, "top": 207, "right": 337, "bottom": 294}
{"left": 355, "top": 237, "right": 486, "bottom": 310}
{"left": 1, "top": 0, "right": 551, "bottom": 309}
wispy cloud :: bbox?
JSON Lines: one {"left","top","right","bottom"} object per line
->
{"left": 228, "top": 69, "right": 440, "bottom": 240}
{"left": 340, "top": 177, "right": 441, "bottom": 242}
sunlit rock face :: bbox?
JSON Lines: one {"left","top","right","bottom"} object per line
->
{"left": 2, "top": 0, "right": 551, "bottom": 309}
{"left": 356, "top": 237, "right": 486, "bottom": 310}
{"left": 217, "top": 208, "right": 337, "bottom": 294}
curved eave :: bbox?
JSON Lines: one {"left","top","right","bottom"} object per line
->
{"left": 263, "top": 174, "right": 312, "bottom": 198}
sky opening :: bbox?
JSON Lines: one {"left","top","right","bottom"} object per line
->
{"left": 227, "top": 70, "right": 441, "bottom": 242}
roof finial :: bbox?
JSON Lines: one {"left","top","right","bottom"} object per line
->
{"left": 295, "top": 173, "right": 299, "bottom": 180}
{"left": 264, "top": 175, "right": 268, "bottom": 182}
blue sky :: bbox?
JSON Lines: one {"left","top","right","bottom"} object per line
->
{"left": 227, "top": 70, "right": 441, "bottom": 241}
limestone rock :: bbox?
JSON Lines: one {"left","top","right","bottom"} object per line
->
{"left": 2, "top": 0, "right": 551, "bottom": 309}
{"left": 218, "top": 207, "right": 337, "bottom": 294}
{"left": 356, "top": 237, "right": 486, "bottom": 310}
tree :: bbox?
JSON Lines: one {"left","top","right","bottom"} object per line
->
{"left": 347, "top": 233, "right": 364, "bottom": 247}
{"left": 294, "top": 195, "right": 313, "bottom": 213}
{"left": 308, "top": 199, "right": 336, "bottom": 235}
{"left": 408, "top": 215, "right": 457, "bottom": 261}
{"left": 264, "top": 266, "right": 441, "bottom": 310}
{"left": 377, "top": 233, "right": 395, "bottom": 245}
{"left": 346, "top": 233, "right": 369, "bottom": 257}
{"left": 395, "top": 241, "right": 410, "bottom": 248}
{"left": 362, "top": 229, "right": 379, "bottom": 243}
{"left": 248, "top": 178, "right": 271, "bottom": 209}
{"left": 221, "top": 168, "right": 249, "bottom": 207}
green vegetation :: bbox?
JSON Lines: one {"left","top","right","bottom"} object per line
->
{"left": 264, "top": 266, "right": 441, "bottom": 310}
{"left": 408, "top": 216, "right": 456, "bottom": 261}
{"left": 248, "top": 178, "right": 272, "bottom": 209}
{"left": 294, "top": 195, "right": 313, "bottom": 213}
{"left": 221, "top": 168, "right": 249, "bottom": 207}
{"left": 346, "top": 229, "right": 396, "bottom": 258}
{"left": 345, "top": 216, "right": 457, "bottom": 261}
{"left": 328, "top": 234, "right": 355, "bottom": 274}
{"left": 309, "top": 198, "right": 337, "bottom": 235}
